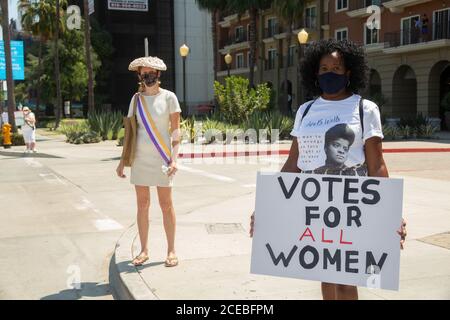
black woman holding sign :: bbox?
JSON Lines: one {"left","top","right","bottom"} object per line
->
{"left": 116, "top": 56, "right": 182, "bottom": 267}
{"left": 250, "top": 39, "right": 407, "bottom": 300}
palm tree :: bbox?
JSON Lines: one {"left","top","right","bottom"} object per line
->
{"left": 1, "top": 0, "right": 17, "bottom": 132}
{"left": 19, "top": 0, "right": 52, "bottom": 113}
{"left": 195, "top": 0, "right": 229, "bottom": 81}
{"left": 53, "top": 0, "right": 63, "bottom": 130}
{"left": 274, "top": 0, "right": 305, "bottom": 115}
{"left": 228, "top": 0, "right": 271, "bottom": 88}
{"left": 83, "top": 0, "right": 94, "bottom": 113}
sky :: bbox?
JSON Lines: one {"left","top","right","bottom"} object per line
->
{"left": 0, "top": 0, "right": 20, "bottom": 40}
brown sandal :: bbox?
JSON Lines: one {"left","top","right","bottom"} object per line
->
{"left": 164, "top": 255, "right": 179, "bottom": 267}
{"left": 132, "top": 253, "right": 149, "bottom": 266}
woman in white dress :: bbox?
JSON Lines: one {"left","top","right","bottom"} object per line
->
{"left": 116, "top": 56, "right": 182, "bottom": 267}
{"left": 22, "top": 107, "right": 37, "bottom": 153}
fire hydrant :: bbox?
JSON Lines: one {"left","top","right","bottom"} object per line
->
{"left": 2, "top": 123, "right": 12, "bottom": 149}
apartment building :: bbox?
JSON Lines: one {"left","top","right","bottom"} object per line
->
{"left": 328, "top": 0, "right": 450, "bottom": 125}
{"left": 215, "top": 1, "right": 327, "bottom": 112}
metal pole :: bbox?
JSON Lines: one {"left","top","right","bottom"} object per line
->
{"left": 227, "top": 64, "right": 230, "bottom": 77}
{"left": 183, "top": 56, "right": 187, "bottom": 114}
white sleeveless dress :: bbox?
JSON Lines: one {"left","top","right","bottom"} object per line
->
{"left": 126, "top": 88, "right": 181, "bottom": 187}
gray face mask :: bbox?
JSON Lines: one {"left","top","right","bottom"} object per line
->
{"left": 140, "top": 72, "right": 159, "bottom": 87}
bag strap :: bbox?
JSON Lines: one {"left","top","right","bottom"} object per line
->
{"left": 359, "top": 97, "right": 364, "bottom": 139}
{"left": 300, "top": 99, "right": 317, "bottom": 123}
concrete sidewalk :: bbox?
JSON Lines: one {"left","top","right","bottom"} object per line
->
{"left": 112, "top": 158, "right": 450, "bottom": 300}
{"left": 2, "top": 130, "right": 449, "bottom": 299}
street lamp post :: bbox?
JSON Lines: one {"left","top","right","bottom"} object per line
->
{"left": 179, "top": 44, "right": 190, "bottom": 115}
{"left": 225, "top": 53, "right": 232, "bottom": 77}
{"left": 297, "top": 29, "right": 309, "bottom": 106}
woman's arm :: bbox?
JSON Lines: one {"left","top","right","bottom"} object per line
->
{"left": 281, "top": 138, "right": 302, "bottom": 173}
{"left": 365, "top": 137, "right": 406, "bottom": 249}
{"left": 168, "top": 112, "right": 181, "bottom": 176}
{"left": 364, "top": 137, "right": 388, "bottom": 178}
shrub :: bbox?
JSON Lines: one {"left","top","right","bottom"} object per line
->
{"left": 60, "top": 122, "right": 101, "bottom": 144}
{"left": 87, "top": 111, "right": 123, "bottom": 140}
{"left": 0, "top": 133, "right": 25, "bottom": 146}
{"left": 382, "top": 124, "right": 401, "bottom": 141}
{"left": 214, "top": 76, "right": 271, "bottom": 124}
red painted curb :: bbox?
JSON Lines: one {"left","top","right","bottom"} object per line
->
{"left": 178, "top": 148, "right": 450, "bottom": 159}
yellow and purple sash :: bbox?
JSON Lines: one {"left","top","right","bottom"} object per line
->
{"left": 136, "top": 94, "right": 171, "bottom": 165}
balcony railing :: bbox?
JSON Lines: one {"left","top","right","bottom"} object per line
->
{"left": 322, "top": 12, "right": 329, "bottom": 25}
{"left": 348, "top": 0, "right": 384, "bottom": 11}
{"left": 221, "top": 33, "right": 248, "bottom": 47}
{"left": 384, "top": 22, "right": 450, "bottom": 48}
{"left": 264, "top": 24, "right": 282, "bottom": 38}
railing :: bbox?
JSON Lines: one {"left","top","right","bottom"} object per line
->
{"left": 264, "top": 24, "right": 282, "bottom": 38}
{"left": 221, "top": 33, "right": 248, "bottom": 47}
{"left": 348, "top": 0, "right": 384, "bottom": 11}
{"left": 384, "top": 22, "right": 450, "bottom": 48}
{"left": 322, "top": 12, "right": 329, "bottom": 25}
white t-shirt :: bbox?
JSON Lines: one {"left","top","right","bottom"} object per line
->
{"left": 290, "top": 94, "right": 383, "bottom": 176}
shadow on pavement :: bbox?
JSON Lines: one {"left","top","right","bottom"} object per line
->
{"left": 40, "top": 282, "right": 111, "bottom": 300}
{"left": 101, "top": 156, "right": 121, "bottom": 162}
{"left": 115, "top": 260, "right": 165, "bottom": 274}
{"left": 0, "top": 151, "right": 64, "bottom": 159}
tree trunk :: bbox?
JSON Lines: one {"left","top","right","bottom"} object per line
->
{"left": 54, "top": 0, "right": 62, "bottom": 130}
{"left": 212, "top": 9, "right": 218, "bottom": 81}
{"left": 282, "top": 23, "right": 293, "bottom": 116}
{"left": 248, "top": 7, "right": 258, "bottom": 89}
{"left": 84, "top": 0, "right": 94, "bottom": 114}
{"left": 1, "top": 0, "right": 17, "bottom": 132}
{"left": 36, "top": 39, "right": 43, "bottom": 112}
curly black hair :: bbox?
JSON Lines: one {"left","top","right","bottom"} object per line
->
{"left": 325, "top": 123, "right": 356, "bottom": 147}
{"left": 299, "top": 39, "right": 369, "bottom": 97}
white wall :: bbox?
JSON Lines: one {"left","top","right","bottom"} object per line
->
{"left": 174, "top": 0, "right": 214, "bottom": 110}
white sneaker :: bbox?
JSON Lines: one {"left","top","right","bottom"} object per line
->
{"left": 32, "top": 149, "right": 38, "bottom": 153}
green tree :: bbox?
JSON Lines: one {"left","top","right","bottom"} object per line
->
{"left": 195, "top": 0, "right": 229, "bottom": 81}
{"left": 274, "top": 0, "right": 305, "bottom": 115}
{"left": 40, "top": 19, "right": 100, "bottom": 108}
{"left": 1, "top": 0, "right": 17, "bottom": 131}
{"left": 83, "top": 0, "right": 94, "bottom": 113}
{"left": 228, "top": 0, "right": 271, "bottom": 88}
{"left": 19, "top": 0, "right": 58, "bottom": 112}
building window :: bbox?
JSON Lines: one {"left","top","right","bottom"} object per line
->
{"left": 400, "top": 15, "right": 420, "bottom": 45}
{"left": 236, "top": 53, "right": 245, "bottom": 69}
{"left": 267, "top": 17, "right": 278, "bottom": 37}
{"left": 335, "top": 28, "right": 348, "bottom": 40}
{"left": 305, "top": 6, "right": 317, "bottom": 29}
{"left": 433, "top": 8, "right": 450, "bottom": 40}
{"left": 268, "top": 49, "right": 277, "bottom": 69}
{"left": 336, "top": 0, "right": 348, "bottom": 12}
{"left": 235, "top": 26, "right": 245, "bottom": 42}
{"left": 365, "top": 26, "right": 379, "bottom": 45}
{"left": 288, "top": 46, "right": 296, "bottom": 67}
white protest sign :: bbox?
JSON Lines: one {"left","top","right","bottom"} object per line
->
{"left": 14, "top": 111, "right": 24, "bottom": 126}
{"left": 251, "top": 172, "right": 403, "bottom": 291}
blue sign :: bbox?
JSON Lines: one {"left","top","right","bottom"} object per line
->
{"left": 0, "top": 41, "right": 25, "bottom": 80}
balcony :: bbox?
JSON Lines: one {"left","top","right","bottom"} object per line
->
{"left": 219, "top": 33, "right": 249, "bottom": 53}
{"left": 382, "top": 0, "right": 432, "bottom": 14}
{"left": 346, "top": 0, "right": 386, "bottom": 18}
{"left": 383, "top": 22, "right": 450, "bottom": 54}
{"left": 322, "top": 12, "right": 329, "bottom": 30}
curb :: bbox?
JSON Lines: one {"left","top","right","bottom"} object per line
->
{"left": 177, "top": 147, "right": 450, "bottom": 159}
{"left": 109, "top": 223, "right": 159, "bottom": 300}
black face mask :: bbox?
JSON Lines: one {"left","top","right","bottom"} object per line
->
{"left": 140, "top": 72, "right": 159, "bottom": 87}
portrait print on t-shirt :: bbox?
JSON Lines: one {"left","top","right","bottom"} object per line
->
{"left": 308, "top": 123, "right": 367, "bottom": 176}
{"left": 290, "top": 95, "right": 384, "bottom": 177}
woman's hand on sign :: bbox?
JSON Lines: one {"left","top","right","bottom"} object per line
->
{"left": 167, "top": 160, "right": 178, "bottom": 177}
{"left": 116, "top": 161, "right": 126, "bottom": 178}
{"left": 250, "top": 212, "right": 255, "bottom": 238}
{"left": 397, "top": 218, "right": 407, "bottom": 249}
